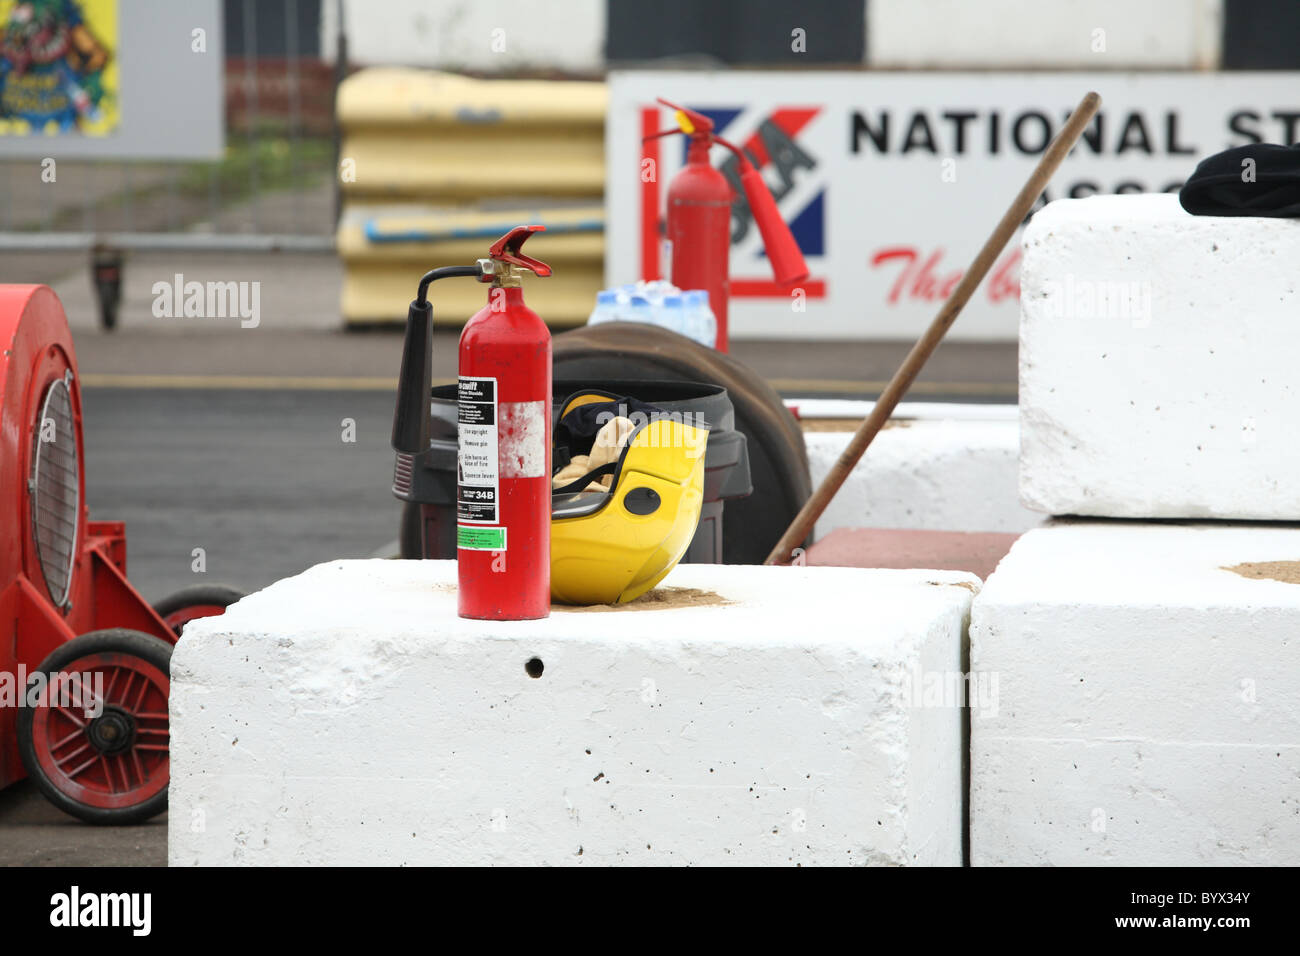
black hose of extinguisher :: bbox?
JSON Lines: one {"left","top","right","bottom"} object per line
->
{"left": 392, "top": 264, "right": 480, "bottom": 456}
{"left": 416, "top": 264, "right": 480, "bottom": 306}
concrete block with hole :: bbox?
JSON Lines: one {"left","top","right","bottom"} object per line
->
{"left": 168, "top": 559, "right": 978, "bottom": 866}
{"left": 1019, "top": 193, "right": 1300, "bottom": 519}
{"left": 970, "top": 522, "right": 1300, "bottom": 866}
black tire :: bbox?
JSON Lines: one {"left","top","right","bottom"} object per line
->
{"left": 153, "top": 583, "right": 245, "bottom": 636}
{"left": 553, "top": 322, "right": 812, "bottom": 564}
{"left": 17, "top": 629, "right": 174, "bottom": 826}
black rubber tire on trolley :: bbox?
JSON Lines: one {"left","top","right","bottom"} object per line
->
{"left": 152, "top": 583, "right": 246, "bottom": 637}
{"left": 552, "top": 321, "right": 811, "bottom": 565}
{"left": 17, "top": 628, "right": 175, "bottom": 826}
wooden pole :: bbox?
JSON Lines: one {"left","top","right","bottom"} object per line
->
{"left": 764, "top": 91, "right": 1102, "bottom": 566}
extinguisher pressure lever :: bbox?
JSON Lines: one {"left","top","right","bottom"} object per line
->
{"left": 393, "top": 264, "right": 479, "bottom": 456}
{"left": 655, "top": 97, "right": 714, "bottom": 136}
{"left": 486, "top": 224, "right": 551, "bottom": 278}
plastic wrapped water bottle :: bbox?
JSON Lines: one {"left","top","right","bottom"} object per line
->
{"left": 685, "top": 290, "right": 717, "bottom": 349}
{"left": 586, "top": 289, "right": 618, "bottom": 327}
{"left": 623, "top": 293, "right": 654, "bottom": 324}
{"left": 660, "top": 293, "right": 686, "bottom": 337}
{"left": 588, "top": 283, "right": 717, "bottom": 345}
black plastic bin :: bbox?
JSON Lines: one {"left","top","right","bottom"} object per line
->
{"left": 393, "top": 378, "right": 752, "bottom": 563}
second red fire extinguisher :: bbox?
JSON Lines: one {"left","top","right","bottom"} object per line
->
{"left": 645, "top": 98, "right": 810, "bottom": 352}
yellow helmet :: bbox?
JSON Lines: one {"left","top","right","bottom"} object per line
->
{"left": 550, "top": 390, "right": 708, "bottom": 605}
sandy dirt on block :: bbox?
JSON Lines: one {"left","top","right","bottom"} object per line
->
{"left": 555, "top": 586, "right": 733, "bottom": 612}
{"left": 1223, "top": 560, "right": 1300, "bottom": 585}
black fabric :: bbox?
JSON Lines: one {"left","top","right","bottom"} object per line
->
{"left": 554, "top": 397, "right": 666, "bottom": 464}
{"left": 1179, "top": 143, "right": 1300, "bottom": 217}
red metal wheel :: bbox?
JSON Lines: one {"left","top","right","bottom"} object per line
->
{"left": 17, "top": 629, "right": 173, "bottom": 825}
{"left": 152, "top": 583, "right": 245, "bottom": 637}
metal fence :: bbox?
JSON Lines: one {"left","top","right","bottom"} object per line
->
{"left": 0, "top": 0, "right": 342, "bottom": 327}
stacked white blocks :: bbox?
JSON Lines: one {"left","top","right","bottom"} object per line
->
{"left": 170, "top": 560, "right": 978, "bottom": 866}
{"left": 973, "top": 195, "right": 1300, "bottom": 865}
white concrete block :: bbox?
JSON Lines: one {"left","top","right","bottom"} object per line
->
{"left": 971, "top": 521, "right": 1300, "bottom": 866}
{"left": 807, "top": 418, "right": 1044, "bottom": 538}
{"left": 170, "top": 560, "right": 978, "bottom": 866}
{"left": 1019, "top": 193, "right": 1300, "bottom": 520}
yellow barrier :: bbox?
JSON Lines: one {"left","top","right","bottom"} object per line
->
{"left": 339, "top": 208, "right": 604, "bottom": 327}
{"left": 337, "top": 69, "right": 608, "bottom": 328}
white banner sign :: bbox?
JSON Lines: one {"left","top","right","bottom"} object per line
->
{"left": 607, "top": 71, "right": 1300, "bottom": 341}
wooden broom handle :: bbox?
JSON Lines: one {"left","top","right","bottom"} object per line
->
{"left": 764, "top": 91, "right": 1102, "bottom": 566}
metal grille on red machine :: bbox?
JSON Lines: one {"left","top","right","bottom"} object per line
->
{"left": 29, "top": 372, "right": 79, "bottom": 609}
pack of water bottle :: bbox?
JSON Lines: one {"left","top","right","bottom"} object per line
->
{"left": 586, "top": 280, "right": 718, "bottom": 349}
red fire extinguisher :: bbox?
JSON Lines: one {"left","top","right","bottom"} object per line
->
{"left": 389, "top": 225, "right": 552, "bottom": 620}
{"left": 454, "top": 225, "right": 553, "bottom": 620}
{"left": 645, "top": 98, "right": 810, "bottom": 352}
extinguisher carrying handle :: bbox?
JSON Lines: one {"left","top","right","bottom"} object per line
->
{"left": 487, "top": 224, "right": 552, "bottom": 277}
{"left": 655, "top": 97, "right": 715, "bottom": 135}
{"left": 393, "top": 264, "right": 479, "bottom": 456}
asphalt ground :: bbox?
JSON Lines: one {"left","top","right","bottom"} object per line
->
{"left": 0, "top": 252, "right": 1017, "bottom": 865}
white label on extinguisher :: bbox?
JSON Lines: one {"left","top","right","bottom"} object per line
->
{"left": 457, "top": 376, "right": 499, "bottom": 525}
{"left": 499, "top": 401, "right": 548, "bottom": 478}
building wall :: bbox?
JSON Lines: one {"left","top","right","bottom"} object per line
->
{"left": 320, "top": 0, "right": 606, "bottom": 73}
{"left": 319, "top": 0, "right": 1300, "bottom": 72}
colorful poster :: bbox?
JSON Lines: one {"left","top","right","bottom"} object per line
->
{"left": 0, "top": 0, "right": 118, "bottom": 137}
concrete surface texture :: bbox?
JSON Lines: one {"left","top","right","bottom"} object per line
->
{"left": 808, "top": 417, "right": 1044, "bottom": 537}
{"left": 169, "top": 559, "right": 979, "bottom": 866}
{"left": 1019, "top": 193, "right": 1300, "bottom": 520}
{"left": 970, "top": 521, "right": 1300, "bottom": 866}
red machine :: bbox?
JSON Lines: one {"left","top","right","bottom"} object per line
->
{"left": 390, "top": 227, "right": 552, "bottom": 621}
{"left": 1, "top": 285, "right": 240, "bottom": 824}
{"left": 646, "top": 98, "right": 810, "bottom": 352}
